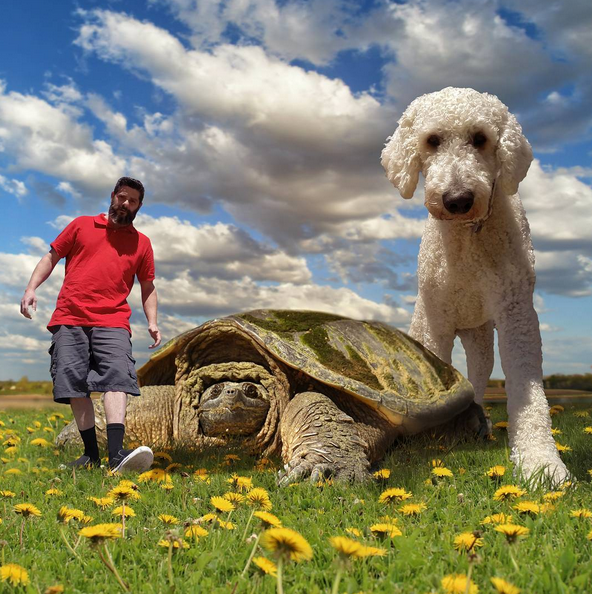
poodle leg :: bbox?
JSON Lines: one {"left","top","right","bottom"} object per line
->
{"left": 409, "top": 298, "right": 455, "bottom": 364}
{"left": 496, "top": 303, "right": 569, "bottom": 486}
{"left": 457, "top": 321, "right": 494, "bottom": 406}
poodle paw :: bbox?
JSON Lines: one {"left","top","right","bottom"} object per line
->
{"left": 513, "top": 454, "right": 572, "bottom": 488}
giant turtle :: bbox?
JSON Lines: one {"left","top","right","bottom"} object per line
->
{"left": 56, "top": 309, "right": 487, "bottom": 482}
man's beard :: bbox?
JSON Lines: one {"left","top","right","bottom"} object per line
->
{"left": 108, "top": 203, "right": 137, "bottom": 226}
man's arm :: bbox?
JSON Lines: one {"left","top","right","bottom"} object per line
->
{"left": 140, "top": 280, "right": 161, "bottom": 349}
{"left": 20, "top": 248, "right": 61, "bottom": 319}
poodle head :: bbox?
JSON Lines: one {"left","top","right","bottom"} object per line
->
{"left": 381, "top": 87, "right": 533, "bottom": 221}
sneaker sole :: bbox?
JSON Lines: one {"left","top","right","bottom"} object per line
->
{"left": 112, "top": 446, "right": 154, "bottom": 473}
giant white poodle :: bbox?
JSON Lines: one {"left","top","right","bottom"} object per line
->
{"left": 381, "top": 87, "right": 569, "bottom": 485}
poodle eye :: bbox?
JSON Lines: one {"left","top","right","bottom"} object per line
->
{"left": 472, "top": 132, "right": 487, "bottom": 148}
{"left": 426, "top": 135, "right": 441, "bottom": 148}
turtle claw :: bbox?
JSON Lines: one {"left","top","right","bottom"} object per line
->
{"left": 277, "top": 455, "right": 370, "bottom": 486}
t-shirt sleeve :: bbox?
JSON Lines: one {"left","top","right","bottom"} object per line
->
{"left": 50, "top": 219, "right": 79, "bottom": 258}
{"left": 137, "top": 239, "right": 155, "bottom": 282}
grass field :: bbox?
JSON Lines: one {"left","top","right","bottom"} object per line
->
{"left": 1, "top": 403, "right": 591, "bottom": 593}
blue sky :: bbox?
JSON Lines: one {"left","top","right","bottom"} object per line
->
{"left": 1, "top": 0, "right": 591, "bottom": 381}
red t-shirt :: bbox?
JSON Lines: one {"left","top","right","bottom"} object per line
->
{"left": 48, "top": 214, "right": 155, "bottom": 333}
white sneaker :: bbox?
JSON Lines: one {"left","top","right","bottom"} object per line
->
{"left": 110, "top": 446, "right": 154, "bottom": 473}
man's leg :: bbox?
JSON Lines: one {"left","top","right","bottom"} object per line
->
{"left": 50, "top": 326, "right": 100, "bottom": 468}
{"left": 88, "top": 327, "right": 153, "bottom": 473}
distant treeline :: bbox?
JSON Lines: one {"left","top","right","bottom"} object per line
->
{"left": 488, "top": 374, "right": 592, "bottom": 391}
{"left": 0, "top": 377, "right": 53, "bottom": 395}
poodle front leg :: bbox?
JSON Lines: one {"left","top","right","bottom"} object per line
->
{"left": 457, "top": 321, "right": 494, "bottom": 406}
{"left": 496, "top": 303, "right": 569, "bottom": 486}
{"left": 409, "top": 296, "right": 456, "bottom": 364}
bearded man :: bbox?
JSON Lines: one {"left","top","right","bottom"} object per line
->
{"left": 20, "top": 177, "right": 161, "bottom": 472}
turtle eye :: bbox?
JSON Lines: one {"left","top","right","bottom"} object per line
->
{"left": 206, "top": 384, "right": 223, "bottom": 399}
{"left": 242, "top": 383, "right": 259, "bottom": 399}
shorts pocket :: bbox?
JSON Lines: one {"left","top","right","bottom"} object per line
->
{"left": 48, "top": 343, "right": 57, "bottom": 380}
{"left": 125, "top": 353, "right": 137, "bottom": 379}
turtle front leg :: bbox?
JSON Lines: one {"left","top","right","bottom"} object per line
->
{"left": 278, "top": 391, "right": 371, "bottom": 485}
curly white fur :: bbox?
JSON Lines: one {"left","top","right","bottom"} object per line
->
{"left": 382, "top": 87, "right": 569, "bottom": 486}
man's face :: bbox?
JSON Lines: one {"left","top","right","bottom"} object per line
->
{"left": 108, "top": 186, "right": 141, "bottom": 226}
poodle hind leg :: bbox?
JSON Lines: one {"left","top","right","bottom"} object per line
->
{"left": 457, "top": 320, "right": 494, "bottom": 406}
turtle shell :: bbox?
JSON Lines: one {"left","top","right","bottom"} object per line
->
{"left": 137, "top": 309, "right": 474, "bottom": 432}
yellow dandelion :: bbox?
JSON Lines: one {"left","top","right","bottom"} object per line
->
{"left": 486, "top": 465, "right": 506, "bottom": 479}
{"left": 571, "top": 508, "right": 592, "bottom": 519}
{"left": 185, "top": 525, "right": 208, "bottom": 539}
{"left": 138, "top": 468, "right": 171, "bottom": 483}
{"left": 551, "top": 428, "right": 562, "bottom": 435}
{"left": 158, "top": 539, "right": 189, "bottom": 549}
{"left": 44, "top": 585, "right": 65, "bottom": 594}
{"left": 373, "top": 469, "right": 391, "bottom": 480}
{"left": 246, "top": 487, "right": 272, "bottom": 510}
{"left": 43, "top": 426, "right": 55, "bottom": 433}
{"left": 57, "top": 506, "right": 84, "bottom": 523}
{"left": 252, "top": 556, "right": 277, "bottom": 576}
{"left": 5, "top": 468, "right": 22, "bottom": 475}
{"left": 555, "top": 442, "right": 572, "bottom": 453}
{"left": 87, "top": 496, "right": 115, "bottom": 509}
{"left": 30, "top": 438, "right": 52, "bottom": 447}
{"left": 45, "top": 488, "right": 63, "bottom": 496}
{"left": 495, "top": 523, "right": 530, "bottom": 543}
{"left": 165, "top": 463, "right": 183, "bottom": 473}
{"left": 588, "top": 529, "right": 592, "bottom": 541}
{"left": 453, "top": 532, "right": 484, "bottom": 552}
{"left": 228, "top": 474, "right": 253, "bottom": 492}
{"left": 432, "top": 467, "right": 453, "bottom": 478}
{"left": 493, "top": 485, "right": 526, "bottom": 501}
{"left": 211, "top": 495, "right": 235, "bottom": 513}
{"left": 513, "top": 501, "right": 540, "bottom": 516}
{"left": 78, "top": 523, "right": 122, "bottom": 544}
{"left": 0, "top": 490, "right": 16, "bottom": 498}
{"left": 13, "top": 503, "right": 42, "bottom": 518}
{"left": 153, "top": 451, "right": 173, "bottom": 463}
{"left": 494, "top": 421, "right": 509, "bottom": 429}
{"left": 217, "top": 519, "right": 236, "bottom": 530}
{"left": 399, "top": 503, "right": 427, "bottom": 516}
{"left": 482, "top": 513, "right": 513, "bottom": 526}
{"left": 158, "top": 514, "right": 180, "bottom": 525}
{"left": 491, "top": 577, "right": 521, "bottom": 593}
{"left": 378, "top": 487, "right": 412, "bottom": 505}
{"left": 583, "top": 427, "right": 592, "bottom": 435}
{"left": 574, "top": 410, "right": 590, "bottom": 418}
{"left": 441, "top": 573, "right": 478, "bottom": 594}
{"left": 107, "top": 485, "right": 140, "bottom": 501}
{"left": 539, "top": 503, "right": 556, "bottom": 514}
{"left": 161, "top": 483, "right": 174, "bottom": 491}
{"left": 329, "top": 536, "right": 364, "bottom": 558}
{"left": 193, "top": 468, "right": 209, "bottom": 480}
{"left": 357, "top": 545, "right": 387, "bottom": 557}
{"left": 254, "top": 511, "right": 282, "bottom": 528}
{"left": 224, "top": 454, "right": 241, "bottom": 464}
{"left": 0, "top": 563, "right": 30, "bottom": 587}
{"left": 261, "top": 527, "right": 313, "bottom": 562}
{"left": 345, "top": 527, "right": 362, "bottom": 537}
{"left": 542, "top": 491, "right": 565, "bottom": 502}
{"left": 370, "top": 523, "right": 402, "bottom": 538}
{"left": 198, "top": 513, "right": 219, "bottom": 524}
{"left": 223, "top": 492, "right": 245, "bottom": 505}
{"left": 112, "top": 506, "right": 136, "bottom": 518}
{"left": 550, "top": 405, "right": 564, "bottom": 414}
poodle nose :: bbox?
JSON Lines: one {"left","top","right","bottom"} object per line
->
{"left": 443, "top": 191, "right": 474, "bottom": 215}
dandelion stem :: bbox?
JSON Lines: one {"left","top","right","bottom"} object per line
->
{"left": 241, "top": 508, "right": 256, "bottom": 542}
{"left": 60, "top": 527, "right": 84, "bottom": 563}
{"left": 331, "top": 565, "right": 344, "bottom": 594}
{"left": 276, "top": 556, "right": 284, "bottom": 594}
{"left": 465, "top": 559, "right": 474, "bottom": 594}
{"left": 241, "top": 532, "right": 261, "bottom": 577}
{"left": 98, "top": 543, "right": 130, "bottom": 592}
{"left": 167, "top": 542, "right": 175, "bottom": 588}
{"left": 19, "top": 518, "right": 25, "bottom": 548}
{"left": 508, "top": 547, "right": 519, "bottom": 572}
{"left": 122, "top": 501, "right": 126, "bottom": 539}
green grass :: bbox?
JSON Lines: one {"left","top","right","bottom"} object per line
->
{"left": 1, "top": 404, "right": 591, "bottom": 593}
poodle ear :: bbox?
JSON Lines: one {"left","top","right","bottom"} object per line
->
{"left": 381, "top": 111, "right": 420, "bottom": 199}
{"left": 497, "top": 111, "right": 533, "bottom": 195}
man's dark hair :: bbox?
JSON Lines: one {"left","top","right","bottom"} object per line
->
{"left": 113, "top": 177, "right": 145, "bottom": 203}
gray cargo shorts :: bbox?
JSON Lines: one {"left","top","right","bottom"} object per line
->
{"left": 48, "top": 325, "right": 141, "bottom": 404}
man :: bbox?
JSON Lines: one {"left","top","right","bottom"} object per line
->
{"left": 20, "top": 177, "right": 161, "bottom": 473}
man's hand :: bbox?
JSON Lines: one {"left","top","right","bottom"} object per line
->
{"left": 148, "top": 324, "right": 161, "bottom": 349}
{"left": 20, "top": 289, "right": 37, "bottom": 319}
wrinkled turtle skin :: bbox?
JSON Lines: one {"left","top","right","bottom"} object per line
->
{"left": 56, "top": 310, "right": 486, "bottom": 482}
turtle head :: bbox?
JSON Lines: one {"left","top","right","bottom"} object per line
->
{"left": 197, "top": 380, "right": 270, "bottom": 436}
